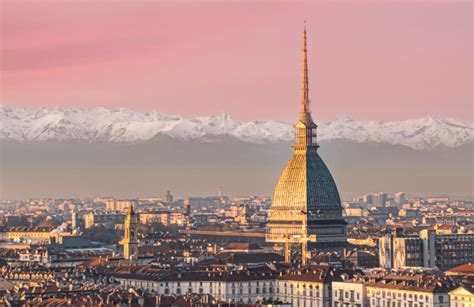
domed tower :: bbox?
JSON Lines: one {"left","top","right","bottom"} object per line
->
{"left": 266, "top": 24, "right": 347, "bottom": 250}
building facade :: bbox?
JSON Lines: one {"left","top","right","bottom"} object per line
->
{"left": 434, "top": 233, "right": 474, "bottom": 270}
{"left": 116, "top": 267, "right": 277, "bottom": 304}
{"left": 333, "top": 272, "right": 456, "bottom": 307}
{"left": 0, "top": 226, "right": 73, "bottom": 244}
{"left": 114, "top": 265, "right": 355, "bottom": 306}
{"left": 379, "top": 229, "right": 474, "bottom": 270}
{"left": 332, "top": 280, "right": 366, "bottom": 307}
{"left": 449, "top": 286, "right": 474, "bottom": 307}
{"left": 83, "top": 212, "right": 125, "bottom": 229}
{"left": 139, "top": 211, "right": 170, "bottom": 226}
{"left": 275, "top": 266, "right": 348, "bottom": 307}
{"left": 395, "top": 192, "right": 407, "bottom": 206}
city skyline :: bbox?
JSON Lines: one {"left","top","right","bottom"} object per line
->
{"left": 0, "top": 2, "right": 472, "bottom": 305}
{"left": 1, "top": 1, "right": 472, "bottom": 121}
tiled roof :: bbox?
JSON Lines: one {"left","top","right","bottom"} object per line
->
{"left": 111, "top": 264, "right": 278, "bottom": 283}
{"left": 271, "top": 153, "right": 342, "bottom": 212}
{"left": 447, "top": 263, "right": 474, "bottom": 274}
{"left": 278, "top": 265, "right": 361, "bottom": 283}
{"left": 365, "top": 277, "right": 457, "bottom": 293}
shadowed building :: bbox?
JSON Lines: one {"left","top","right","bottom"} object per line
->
{"left": 266, "top": 25, "right": 347, "bottom": 251}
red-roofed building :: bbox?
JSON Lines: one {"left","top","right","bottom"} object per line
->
{"left": 446, "top": 264, "right": 474, "bottom": 278}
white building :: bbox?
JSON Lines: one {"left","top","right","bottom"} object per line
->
{"left": 274, "top": 266, "right": 360, "bottom": 307}
{"left": 332, "top": 271, "right": 457, "bottom": 307}
{"left": 332, "top": 280, "right": 366, "bottom": 307}
{"left": 115, "top": 264, "right": 359, "bottom": 306}
{"left": 366, "top": 282, "right": 450, "bottom": 307}
{"left": 116, "top": 265, "right": 277, "bottom": 304}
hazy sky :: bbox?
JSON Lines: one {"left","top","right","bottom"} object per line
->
{"left": 1, "top": 0, "right": 472, "bottom": 121}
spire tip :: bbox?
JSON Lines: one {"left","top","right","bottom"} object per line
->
{"left": 300, "top": 21, "right": 310, "bottom": 118}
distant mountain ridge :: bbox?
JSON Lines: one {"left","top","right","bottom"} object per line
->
{"left": 1, "top": 105, "right": 472, "bottom": 151}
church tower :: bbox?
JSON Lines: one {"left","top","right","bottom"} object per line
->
{"left": 71, "top": 206, "right": 78, "bottom": 234}
{"left": 121, "top": 204, "right": 139, "bottom": 263}
{"left": 266, "top": 24, "right": 347, "bottom": 251}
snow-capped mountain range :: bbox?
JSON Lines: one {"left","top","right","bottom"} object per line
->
{"left": 1, "top": 105, "right": 472, "bottom": 151}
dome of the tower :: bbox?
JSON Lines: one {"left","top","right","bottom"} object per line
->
{"left": 271, "top": 152, "right": 341, "bottom": 213}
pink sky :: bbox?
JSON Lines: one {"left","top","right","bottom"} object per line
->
{"left": 1, "top": 0, "right": 472, "bottom": 121}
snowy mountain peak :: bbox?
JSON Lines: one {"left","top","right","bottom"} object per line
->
{"left": 0, "top": 106, "right": 472, "bottom": 150}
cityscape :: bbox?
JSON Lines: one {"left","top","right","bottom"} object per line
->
{"left": 0, "top": 189, "right": 472, "bottom": 305}
{"left": 1, "top": 1, "right": 473, "bottom": 307}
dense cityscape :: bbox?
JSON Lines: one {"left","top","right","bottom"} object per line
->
{"left": 1, "top": 14, "right": 472, "bottom": 307}
{"left": 0, "top": 191, "right": 472, "bottom": 306}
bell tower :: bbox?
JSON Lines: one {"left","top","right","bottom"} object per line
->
{"left": 121, "top": 204, "right": 139, "bottom": 263}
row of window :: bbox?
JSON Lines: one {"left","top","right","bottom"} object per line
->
{"left": 334, "top": 289, "right": 360, "bottom": 301}
{"left": 123, "top": 280, "right": 273, "bottom": 296}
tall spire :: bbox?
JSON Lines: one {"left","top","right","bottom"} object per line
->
{"left": 293, "top": 22, "right": 317, "bottom": 152}
{"left": 127, "top": 203, "right": 134, "bottom": 217}
{"left": 301, "top": 21, "right": 309, "bottom": 115}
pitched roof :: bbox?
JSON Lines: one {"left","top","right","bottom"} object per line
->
{"left": 446, "top": 264, "right": 474, "bottom": 274}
